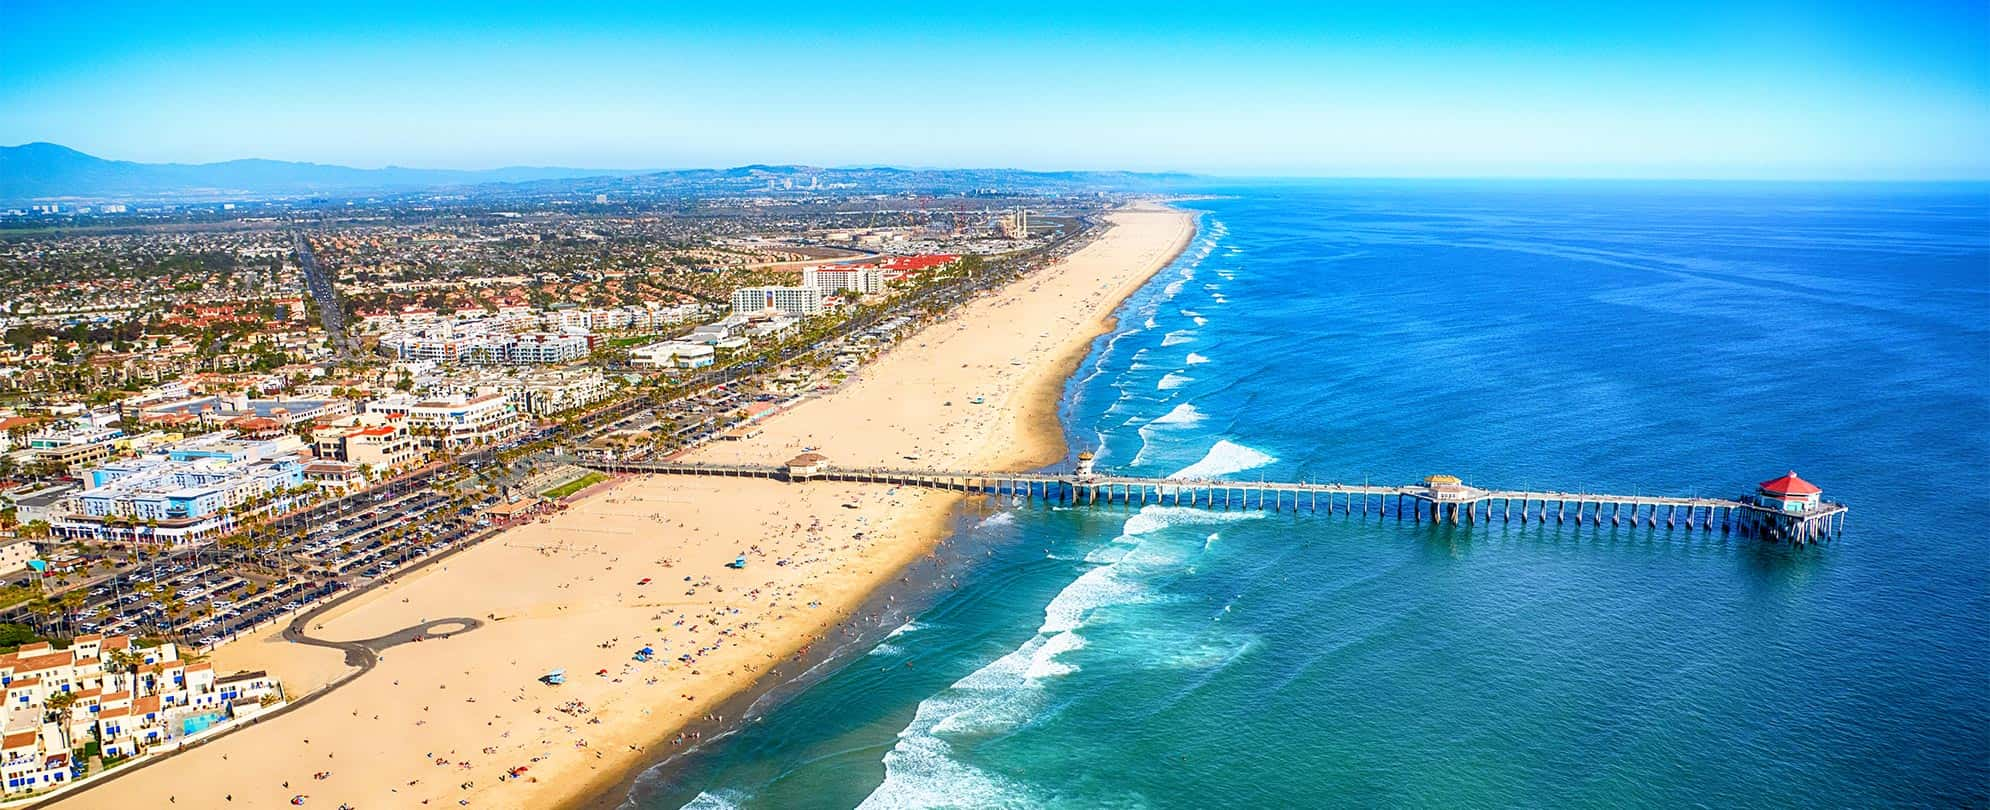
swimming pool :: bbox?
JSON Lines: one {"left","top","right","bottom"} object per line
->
{"left": 180, "top": 711, "right": 227, "bottom": 736}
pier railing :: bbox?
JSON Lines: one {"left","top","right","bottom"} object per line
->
{"left": 565, "top": 458, "right": 1847, "bottom": 545}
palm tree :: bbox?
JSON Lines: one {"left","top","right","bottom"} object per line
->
{"left": 108, "top": 646, "right": 139, "bottom": 691}
{"left": 42, "top": 691, "right": 78, "bottom": 753}
{"left": 25, "top": 599, "right": 56, "bottom": 638}
{"left": 161, "top": 589, "right": 187, "bottom": 642}
{"left": 58, "top": 590, "right": 85, "bottom": 638}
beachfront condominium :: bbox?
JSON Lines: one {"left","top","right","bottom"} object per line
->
{"left": 802, "top": 265, "right": 884, "bottom": 296}
{"left": 0, "top": 634, "right": 287, "bottom": 794}
{"left": 730, "top": 286, "right": 824, "bottom": 318}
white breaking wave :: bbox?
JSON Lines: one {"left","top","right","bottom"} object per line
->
{"left": 1157, "top": 372, "right": 1192, "bottom": 391}
{"left": 681, "top": 788, "right": 746, "bottom": 810}
{"left": 1211, "top": 293, "right": 1229, "bottom": 304}
{"left": 1023, "top": 625, "right": 1088, "bottom": 679}
{"left": 1171, "top": 439, "right": 1277, "bottom": 481}
{"left": 1185, "top": 352, "right": 1210, "bottom": 365}
{"left": 1133, "top": 404, "right": 1206, "bottom": 465}
{"left": 860, "top": 503, "right": 1262, "bottom": 809}
{"left": 1147, "top": 403, "right": 1204, "bottom": 427}
{"left": 1161, "top": 330, "right": 1197, "bottom": 347}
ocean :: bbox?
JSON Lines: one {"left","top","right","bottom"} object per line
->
{"left": 623, "top": 182, "right": 1990, "bottom": 808}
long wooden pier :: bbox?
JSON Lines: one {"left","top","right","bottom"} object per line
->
{"left": 568, "top": 456, "right": 1848, "bottom": 544}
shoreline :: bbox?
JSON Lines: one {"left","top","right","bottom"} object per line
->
{"left": 50, "top": 204, "right": 1194, "bottom": 810}
{"left": 576, "top": 205, "right": 1198, "bottom": 807}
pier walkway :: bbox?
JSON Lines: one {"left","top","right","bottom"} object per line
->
{"left": 567, "top": 456, "right": 1848, "bottom": 544}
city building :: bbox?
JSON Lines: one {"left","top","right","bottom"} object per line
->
{"left": 311, "top": 414, "right": 423, "bottom": 471}
{"left": 378, "top": 325, "right": 591, "bottom": 366}
{"left": 504, "top": 371, "right": 618, "bottom": 417}
{"left": 802, "top": 265, "right": 884, "bottom": 296}
{"left": 137, "top": 394, "right": 350, "bottom": 428}
{"left": 54, "top": 434, "right": 309, "bottom": 545}
{"left": 0, "top": 538, "right": 35, "bottom": 574}
{"left": 366, "top": 393, "right": 523, "bottom": 449}
{"left": 21, "top": 424, "right": 123, "bottom": 476}
{"left": 4, "top": 483, "right": 76, "bottom": 527}
{"left": 629, "top": 341, "right": 715, "bottom": 369}
{"left": 730, "top": 286, "right": 823, "bottom": 318}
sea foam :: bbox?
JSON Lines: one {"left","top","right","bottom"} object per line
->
{"left": 861, "top": 502, "right": 1262, "bottom": 808}
{"left": 1171, "top": 439, "right": 1277, "bottom": 480}
{"left": 1147, "top": 403, "right": 1204, "bottom": 427}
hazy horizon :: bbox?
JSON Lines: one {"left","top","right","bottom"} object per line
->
{"left": 5, "top": 1, "right": 1987, "bottom": 181}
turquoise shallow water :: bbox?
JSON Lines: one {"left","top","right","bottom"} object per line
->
{"left": 627, "top": 182, "right": 1990, "bottom": 808}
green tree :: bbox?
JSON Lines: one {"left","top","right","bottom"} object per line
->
{"left": 42, "top": 691, "right": 78, "bottom": 752}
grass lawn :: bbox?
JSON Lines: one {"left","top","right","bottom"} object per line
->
{"left": 540, "top": 472, "right": 608, "bottom": 499}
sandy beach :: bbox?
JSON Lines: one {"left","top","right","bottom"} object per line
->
{"left": 53, "top": 203, "right": 1193, "bottom": 810}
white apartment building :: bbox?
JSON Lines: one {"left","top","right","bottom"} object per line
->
{"left": 378, "top": 326, "right": 591, "bottom": 366}
{"left": 802, "top": 265, "right": 884, "bottom": 296}
{"left": 504, "top": 333, "right": 593, "bottom": 364}
{"left": 506, "top": 371, "right": 618, "bottom": 416}
{"left": 730, "top": 286, "right": 823, "bottom": 318}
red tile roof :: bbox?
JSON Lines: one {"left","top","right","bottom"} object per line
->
{"left": 1758, "top": 471, "right": 1821, "bottom": 496}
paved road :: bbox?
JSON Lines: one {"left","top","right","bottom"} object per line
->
{"left": 294, "top": 231, "right": 352, "bottom": 358}
{"left": 283, "top": 614, "right": 483, "bottom": 668}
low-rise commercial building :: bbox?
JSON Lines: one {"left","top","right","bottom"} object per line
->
{"left": 629, "top": 341, "right": 716, "bottom": 369}
{"left": 312, "top": 414, "right": 424, "bottom": 471}
{"left": 54, "top": 435, "right": 309, "bottom": 545}
{"left": 505, "top": 371, "right": 618, "bottom": 417}
{"left": 366, "top": 393, "right": 523, "bottom": 449}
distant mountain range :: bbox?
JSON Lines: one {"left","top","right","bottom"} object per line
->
{"left": 0, "top": 142, "right": 638, "bottom": 203}
{"left": 0, "top": 143, "right": 1195, "bottom": 204}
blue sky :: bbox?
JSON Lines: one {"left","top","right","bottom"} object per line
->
{"left": 3, "top": 1, "right": 1986, "bottom": 178}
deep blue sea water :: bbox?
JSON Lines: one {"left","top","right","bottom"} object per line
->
{"left": 626, "top": 182, "right": 1990, "bottom": 809}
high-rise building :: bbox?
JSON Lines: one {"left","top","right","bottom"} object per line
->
{"left": 802, "top": 265, "right": 884, "bottom": 296}
{"left": 730, "top": 286, "right": 824, "bottom": 317}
